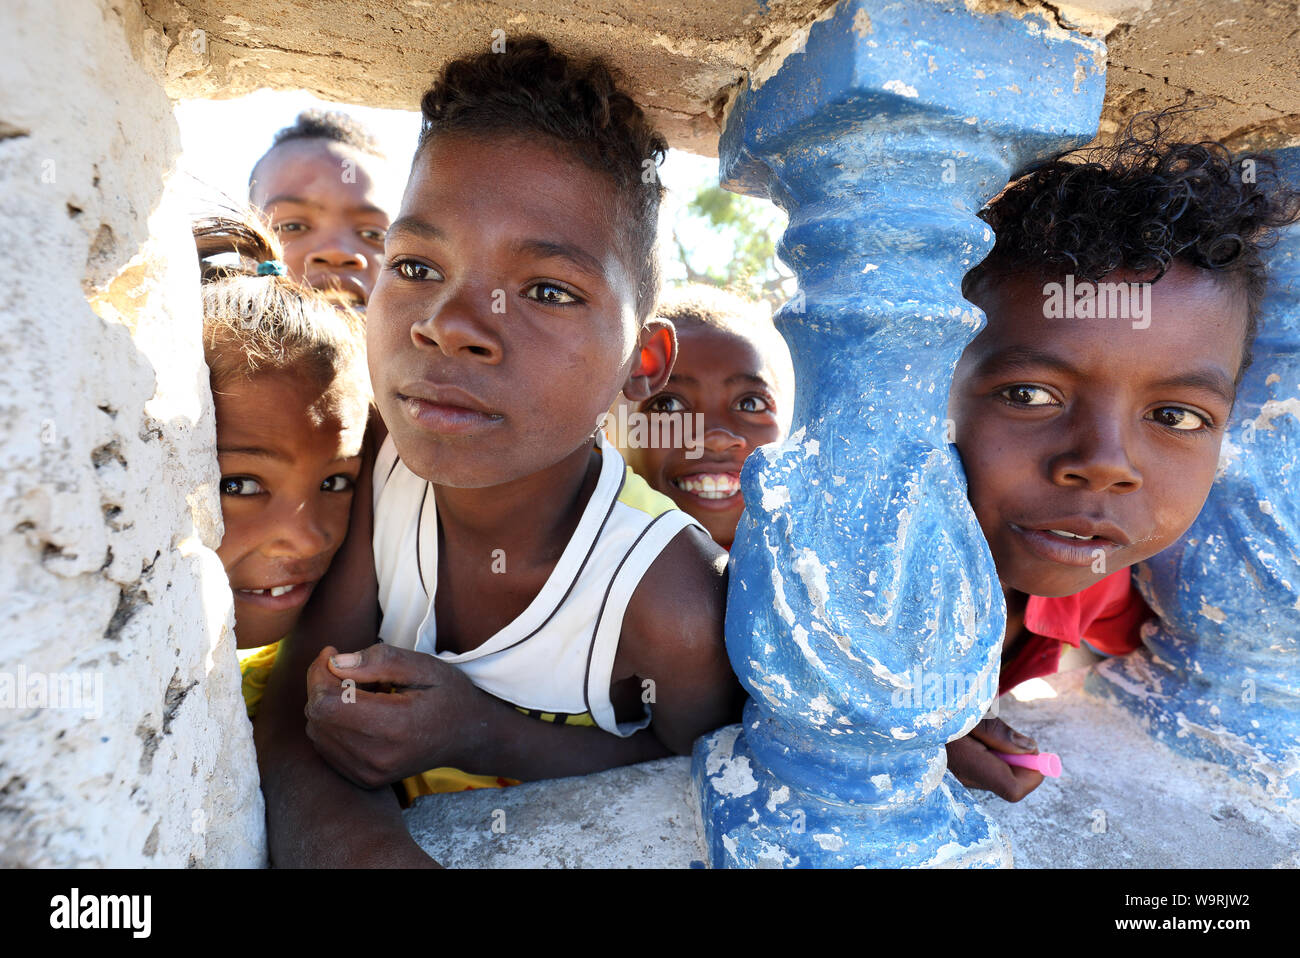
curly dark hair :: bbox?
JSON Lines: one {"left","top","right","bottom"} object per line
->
{"left": 248, "top": 109, "right": 385, "bottom": 187}
{"left": 415, "top": 35, "right": 668, "bottom": 321}
{"left": 966, "top": 110, "right": 1300, "bottom": 376}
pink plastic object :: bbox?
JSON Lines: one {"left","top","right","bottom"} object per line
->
{"left": 996, "top": 751, "right": 1062, "bottom": 777}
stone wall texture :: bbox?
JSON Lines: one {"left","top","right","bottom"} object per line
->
{"left": 0, "top": 0, "right": 264, "bottom": 867}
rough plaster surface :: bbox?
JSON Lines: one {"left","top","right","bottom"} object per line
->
{"left": 993, "top": 669, "right": 1300, "bottom": 868}
{"left": 404, "top": 757, "right": 704, "bottom": 868}
{"left": 144, "top": 0, "right": 839, "bottom": 155}
{"left": 407, "top": 672, "right": 1300, "bottom": 868}
{"left": 1089, "top": 0, "right": 1300, "bottom": 149}
{"left": 0, "top": 0, "right": 263, "bottom": 867}
{"left": 139, "top": 0, "right": 1300, "bottom": 154}
{"left": 972, "top": 0, "right": 1300, "bottom": 148}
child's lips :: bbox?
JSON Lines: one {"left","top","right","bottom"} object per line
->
{"left": 397, "top": 384, "right": 503, "bottom": 436}
{"left": 233, "top": 580, "right": 316, "bottom": 611}
{"left": 308, "top": 272, "right": 369, "bottom": 306}
{"left": 1008, "top": 521, "right": 1127, "bottom": 568}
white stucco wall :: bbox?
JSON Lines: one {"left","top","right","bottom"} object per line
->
{"left": 0, "top": 0, "right": 263, "bottom": 867}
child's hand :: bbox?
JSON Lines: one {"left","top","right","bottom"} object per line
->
{"left": 945, "top": 717, "right": 1045, "bottom": 802}
{"left": 304, "top": 643, "right": 484, "bottom": 788}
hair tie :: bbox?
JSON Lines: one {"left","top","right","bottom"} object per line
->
{"left": 256, "top": 260, "right": 287, "bottom": 276}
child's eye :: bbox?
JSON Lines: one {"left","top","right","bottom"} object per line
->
{"left": 1149, "top": 406, "right": 1210, "bottom": 432}
{"left": 273, "top": 222, "right": 308, "bottom": 235}
{"left": 647, "top": 395, "right": 686, "bottom": 413}
{"left": 388, "top": 258, "right": 441, "bottom": 282}
{"left": 360, "top": 227, "right": 387, "bottom": 243}
{"left": 524, "top": 282, "right": 579, "bottom": 305}
{"left": 321, "top": 474, "right": 356, "bottom": 493}
{"left": 736, "top": 395, "right": 772, "bottom": 414}
{"left": 220, "top": 476, "right": 263, "bottom": 496}
{"left": 998, "top": 384, "right": 1057, "bottom": 407}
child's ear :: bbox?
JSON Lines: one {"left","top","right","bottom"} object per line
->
{"left": 623, "top": 320, "right": 676, "bottom": 402}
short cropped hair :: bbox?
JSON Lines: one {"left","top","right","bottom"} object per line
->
{"left": 248, "top": 109, "right": 386, "bottom": 188}
{"left": 194, "top": 213, "right": 369, "bottom": 402}
{"left": 966, "top": 110, "right": 1300, "bottom": 375}
{"left": 656, "top": 284, "right": 770, "bottom": 336}
{"left": 416, "top": 35, "right": 667, "bottom": 322}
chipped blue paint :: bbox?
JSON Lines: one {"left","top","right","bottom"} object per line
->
{"left": 691, "top": 0, "right": 1106, "bottom": 867}
{"left": 1089, "top": 148, "right": 1300, "bottom": 804}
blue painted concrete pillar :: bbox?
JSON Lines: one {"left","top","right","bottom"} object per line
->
{"left": 1089, "top": 148, "right": 1300, "bottom": 804}
{"left": 691, "top": 0, "right": 1106, "bottom": 867}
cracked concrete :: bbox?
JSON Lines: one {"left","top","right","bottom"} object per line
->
{"left": 1094, "top": 0, "right": 1300, "bottom": 148}
{"left": 144, "top": 0, "right": 841, "bottom": 155}
{"left": 1, "top": 0, "right": 264, "bottom": 868}
{"left": 405, "top": 757, "right": 706, "bottom": 868}
{"left": 132, "top": 0, "right": 1300, "bottom": 154}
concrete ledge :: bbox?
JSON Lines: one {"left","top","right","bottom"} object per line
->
{"left": 404, "top": 668, "right": 1300, "bottom": 867}
{"left": 404, "top": 756, "right": 701, "bottom": 868}
{"left": 992, "top": 668, "right": 1300, "bottom": 868}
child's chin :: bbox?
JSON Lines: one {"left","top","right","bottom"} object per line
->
{"left": 685, "top": 508, "right": 741, "bottom": 550}
{"left": 1004, "top": 565, "right": 1104, "bottom": 599}
{"left": 417, "top": 462, "right": 525, "bottom": 489}
{"left": 389, "top": 440, "right": 508, "bottom": 488}
{"left": 234, "top": 614, "right": 292, "bottom": 651}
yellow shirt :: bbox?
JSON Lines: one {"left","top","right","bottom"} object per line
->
{"left": 237, "top": 640, "right": 519, "bottom": 800}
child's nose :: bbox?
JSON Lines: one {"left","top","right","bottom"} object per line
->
{"left": 410, "top": 282, "right": 503, "bottom": 363}
{"left": 703, "top": 423, "right": 746, "bottom": 453}
{"left": 307, "top": 230, "right": 368, "bottom": 269}
{"left": 1049, "top": 419, "right": 1143, "bottom": 493}
{"left": 262, "top": 500, "right": 332, "bottom": 559}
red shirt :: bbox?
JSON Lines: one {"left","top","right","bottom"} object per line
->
{"left": 998, "top": 568, "right": 1150, "bottom": 695}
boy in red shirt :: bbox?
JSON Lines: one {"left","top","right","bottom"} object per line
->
{"left": 946, "top": 118, "right": 1300, "bottom": 801}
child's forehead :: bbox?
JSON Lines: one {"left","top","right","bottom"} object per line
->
{"left": 673, "top": 323, "right": 788, "bottom": 388}
{"left": 970, "top": 263, "right": 1246, "bottom": 383}
{"left": 265, "top": 136, "right": 367, "bottom": 169}
{"left": 402, "top": 134, "right": 625, "bottom": 236}
{"left": 677, "top": 323, "right": 762, "bottom": 362}
{"left": 218, "top": 365, "right": 366, "bottom": 421}
{"left": 215, "top": 369, "right": 367, "bottom": 457}
{"left": 254, "top": 139, "right": 386, "bottom": 203}
{"left": 395, "top": 134, "right": 639, "bottom": 297}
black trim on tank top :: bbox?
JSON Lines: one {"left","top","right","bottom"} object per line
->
{"left": 582, "top": 511, "right": 674, "bottom": 724}
{"left": 411, "top": 439, "right": 619, "bottom": 660}
{"left": 415, "top": 483, "right": 432, "bottom": 599}
{"left": 488, "top": 455, "right": 626, "bottom": 656}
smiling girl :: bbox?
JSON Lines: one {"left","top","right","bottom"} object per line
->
{"left": 195, "top": 215, "right": 370, "bottom": 717}
{"left": 615, "top": 285, "right": 794, "bottom": 550}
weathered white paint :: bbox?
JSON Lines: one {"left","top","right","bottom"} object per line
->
{"left": 0, "top": 0, "right": 263, "bottom": 867}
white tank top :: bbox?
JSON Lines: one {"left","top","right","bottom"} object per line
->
{"left": 371, "top": 431, "right": 704, "bottom": 737}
